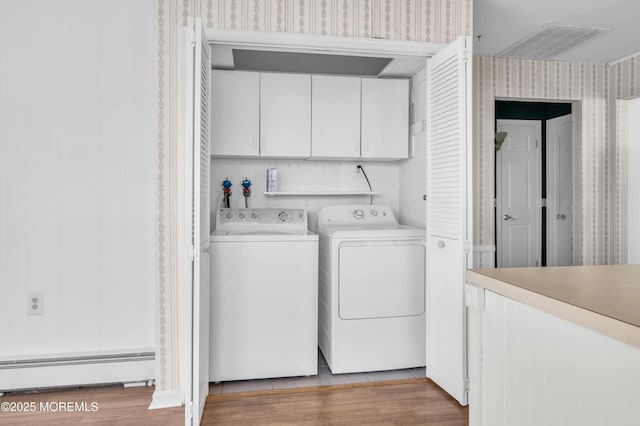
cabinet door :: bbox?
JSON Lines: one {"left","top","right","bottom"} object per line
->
{"left": 361, "top": 78, "right": 409, "bottom": 159}
{"left": 311, "top": 75, "right": 361, "bottom": 158}
{"left": 260, "top": 73, "right": 311, "bottom": 158}
{"left": 210, "top": 70, "right": 260, "bottom": 156}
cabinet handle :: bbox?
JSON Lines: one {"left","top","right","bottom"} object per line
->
{"left": 437, "top": 240, "right": 445, "bottom": 249}
{"left": 261, "top": 136, "right": 267, "bottom": 152}
{"left": 252, "top": 135, "right": 258, "bottom": 151}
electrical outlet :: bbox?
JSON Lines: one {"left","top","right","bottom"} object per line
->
{"left": 27, "top": 292, "right": 43, "bottom": 315}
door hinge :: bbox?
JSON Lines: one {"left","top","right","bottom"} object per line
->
{"left": 188, "top": 245, "right": 196, "bottom": 262}
{"left": 187, "top": 401, "right": 194, "bottom": 419}
{"left": 463, "top": 49, "right": 470, "bottom": 64}
{"left": 464, "top": 240, "right": 470, "bottom": 254}
{"left": 190, "top": 29, "right": 197, "bottom": 47}
{"left": 465, "top": 377, "right": 470, "bottom": 399}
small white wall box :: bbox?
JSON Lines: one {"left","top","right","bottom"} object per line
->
{"left": 266, "top": 168, "right": 278, "bottom": 192}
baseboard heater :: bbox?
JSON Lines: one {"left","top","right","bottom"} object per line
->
{"left": 0, "top": 350, "right": 154, "bottom": 393}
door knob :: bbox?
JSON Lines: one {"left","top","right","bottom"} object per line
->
{"left": 503, "top": 214, "right": 515, "bottom": 221}
{"left": 437, "top": 241, "right": 445, "bottom": 249}
{"left": 557, "top": 213, "right": 566, "bottom": 220}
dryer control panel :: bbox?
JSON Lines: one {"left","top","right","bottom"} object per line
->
{"left": 317, "top": 205, "right": 397, "bottom": 228}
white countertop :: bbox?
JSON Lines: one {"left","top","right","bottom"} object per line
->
{"left": 466, "top": 265, "right": 640, "bottom": 348}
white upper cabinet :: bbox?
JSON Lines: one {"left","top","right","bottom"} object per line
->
{"left": 210, "top": 71, "right": 408, "bottom": 160}
{"left": 361, "top": 78, "right": 409, "bottom": 159}
{"left": 311, "top": 75, "right": 361, "bottom": 158}
{"left": 260, "top": 73, "right": 311, "bottom": 158}
{"left": 211, "top": 70, "right": 260, "bottom": 156}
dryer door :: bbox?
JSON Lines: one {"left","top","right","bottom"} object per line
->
{"left": 338, "top": 240, "right": 425, "bottom": 319}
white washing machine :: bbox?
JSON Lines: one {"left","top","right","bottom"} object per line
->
{"left": 316, "top": 205, "right": 426, "bottom": 374}
{"left": 209, "top": 208, "right": 318, "bottom": 382}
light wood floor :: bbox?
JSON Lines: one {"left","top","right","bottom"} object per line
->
{"left": 0, "top": 385, "right": 182, "bottom": 425}
{"left": 204, "top": 378, "right": 468, "bottom": 425}
{"left": 0, "top": 379, "right": 468, "bottom": 425}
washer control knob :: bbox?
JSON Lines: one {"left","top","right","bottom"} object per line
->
{"left": 278, "top": 211, "right": 289, "bottom": 221}
{"left": 249, "top": 211, "right": 258, "bottom": 220}
{"left": 353, "top": 209, "right": 364, "bottom": 220}
{"left": 237, "top": 211, "right": 246, "bottom": 220}
{"left": 370, "top": 209, "right": 378, "bottom": 217}
{"left": 224, "top": 211, "right": 234, "bottom": 220}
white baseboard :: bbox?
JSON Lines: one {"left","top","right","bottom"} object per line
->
{"left": 149, "top": 388, "right": 184, "bottom": 409}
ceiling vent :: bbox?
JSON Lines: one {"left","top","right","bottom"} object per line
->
{"left": 496, "top": 24, "right": 610, "bottom": 60}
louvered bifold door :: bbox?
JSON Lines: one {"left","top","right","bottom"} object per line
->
{"left": 184, "top": 18, "right": 210, "bottom": 426}
{"left": 425, "top": 36, "right": 472, "bottom": 406}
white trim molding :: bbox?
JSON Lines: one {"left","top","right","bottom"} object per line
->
{"left": 205, "top": 29, "right": 445, "bottom": 57}
{"left": 149, "top": 389, "right": 184, "bottom": 410}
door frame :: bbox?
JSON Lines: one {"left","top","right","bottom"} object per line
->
{"left": 189, "top": 28, "right": 455, "bottom": 422}
{"left": 493, "top": 98, "right": 579, "bottom": 267}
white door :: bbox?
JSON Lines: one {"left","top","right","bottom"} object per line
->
{"left": 183, "top": 18, "right": 210, "bottom": 425}
{"left": 425, "top": 36, "right": 472, "bottom": 405}
{"left": 546, "top": 114, "right": 573, "bottom": 266}
{"left": 311, "top": 75, "right": 361, "bottom": 158}
{"left": 260, "top": 73, "right": 311, "bottom": 158}
{"left": 496, "top": 120, "right": 541, "bottom": 268}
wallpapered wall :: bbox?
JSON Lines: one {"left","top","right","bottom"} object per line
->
{"left": 474, "top": 55, "right": 640, "bottom": 269}
{"left": 152, "top": 0, "right": 472, "bottom": 402}
{"left": 199, "top": 0, "right": 471, "bottom": 42}
{"left": 610, "top": 55, "right": 640, "bottom": 264}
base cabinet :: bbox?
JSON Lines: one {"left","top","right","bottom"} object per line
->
{"left": 467, "top": 289, "right": 640, "bottom": 426}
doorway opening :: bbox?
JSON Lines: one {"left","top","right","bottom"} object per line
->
{"left": 495, "top": 100, "right": 573, "bottom": 267}
{"left": 186, "top": 27, "right": 472, "bottom": 425}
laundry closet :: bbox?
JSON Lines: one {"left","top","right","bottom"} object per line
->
{"left": 208, "top": 50, "right": 426, "bottom": 381}
{"left": 182, "top": 25, "right": 472, "bottom": 420}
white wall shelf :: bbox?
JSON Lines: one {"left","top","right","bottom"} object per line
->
{"left": 264, "top": 191, "right": 379, "bottom": 196}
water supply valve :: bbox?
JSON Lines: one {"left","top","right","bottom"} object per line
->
{"left": 222, "top": 178, "right": 232, "bottom": 208}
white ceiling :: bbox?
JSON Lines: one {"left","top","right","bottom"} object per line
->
{"left": 474, "top": 0, "right": 640, "bottom": 63}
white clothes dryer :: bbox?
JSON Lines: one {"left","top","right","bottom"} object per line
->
{"left": 316, "top": 205, "right": 426, "bottom": 374}
{"left": 209, "top": 208, "right": 318, "bottom": 382}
